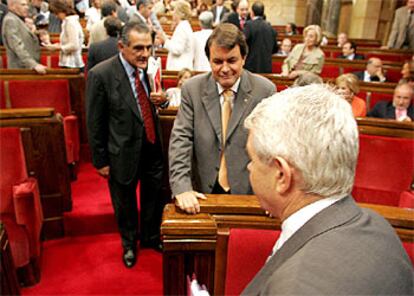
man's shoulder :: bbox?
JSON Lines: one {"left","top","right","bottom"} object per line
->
{"left": 244, "top": 70, "right": 275, "bottom": 89}
{"left": 182, "top": 72, "right": 211, "bottom": 90}
{"left": 3, "top": 11, "right": 19, "bottom": 23}
{"left": 90, "top": 55, "right": 119, "bottom": 74}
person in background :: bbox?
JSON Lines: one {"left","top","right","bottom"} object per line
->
{"left": 193, "top": 10, "right": 213, "bottom": 71}
{"left": 224, "top": 0, "right": 249, "bottom": 31}
{"left": 244, "top": 1, "right": 277, "bottom": 73}
{"left": 292, "top": 71, "right": 322, "bottom": 87}
{"left": 129, "top": 0, "right": 163, "bottom": 35}
{"left": 385, "top": 0, "right": 414, "bottom": 50}
{"left": 168, "top": 23, "right": 276, "bottom": 214}
{"left": 87, "top": 23, "right": 167, "bottom": 269}
{"left": 275, "top": 38, "right": 292, "bottom": 56}
{"left": 368, "top": 82, "right": 413, "bottom": 122}
{"left": 2, "top": 0, "right": 46, "bottom": 73}
{"left": 211, "top": 0, "right": 228, "bottom": 27}
{"left": 47, "top": 0, "right": 85, "bottom": 70}
{"left": 88, "top": 0, "right": 118, "bottom": 46}
{"left": 337, "top": 41, "right": 365, "bottom": 60}
{"left": 336, "top": 73, "right": 366, "bottom": 117}
{"left": 337, "top": 32, "right": 348, "bottom": 48}
{"left": 285, "top": 22, "right": 297, "bottom": 35}
{"left": 241, "top": 84, "right": 413, "bottom": 295}
{"left": 281, "top": 24, "right": 325, "bottom": 79}
{"left": 353, "top": 57, "right": 387, "bottom": 83}
{"left": 156, "top": 0, "right": 194, "bottom": 70}
{"left": 400, "top": 60, "right": 414, "bottom": 85}
{"left": 165, "top": 68, "right": 192, "bottom": 107}
{"left": 85, "top": 0, "right": 102, "bottom": 31}
{"left": 87, "top": 16, "right": 122, "bottom": 70}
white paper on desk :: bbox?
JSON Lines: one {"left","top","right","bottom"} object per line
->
{"left": 147, "top": 56, "right": 162, "bottom": 93}
{"left": 187, "top": 275, "right": 210, "bottom": 296}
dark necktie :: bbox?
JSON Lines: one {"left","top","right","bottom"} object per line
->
{"left": 240, "top": 18, "right": 245, "bottom": 30}
{"left": 135, "top": 70, "right": 156, "bottom": 144}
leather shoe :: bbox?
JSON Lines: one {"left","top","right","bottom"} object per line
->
{"left": 122, "top": 248, "right": 137, "bottom": 268}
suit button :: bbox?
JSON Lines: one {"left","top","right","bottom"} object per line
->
{"left": 215, "top": 166, "right": 219, "bottom": 171}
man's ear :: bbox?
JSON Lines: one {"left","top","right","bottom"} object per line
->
{"left": 273, "top": 156, "right": 292, "bottom": 194}
{"left": 117, "top": 40, "right": 124, "bottom": 51}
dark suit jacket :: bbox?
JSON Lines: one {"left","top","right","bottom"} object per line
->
{"left": 224, "top": 12, "right": 249, "bottom": 30}
{"left": 87, "top": 36, "right": 119, "bottom": 71}
{"left": 244, "top": 17, "right": 278, "bottom": 73}
{"left": 242, "top": 196, "right": 413, "bottom": 295}
{"left": 211, "top": 5, "right": 229, "bottom": 23}
{"left": 86, "top": 55, "right": 162, "bottom": 184}
{"left": 368, "top": 100, "right": 414, "bottom": 120}
{"left": 353, "top": 70, "right": 387, "bottom": 82}
{"left": 337, "top": 53, "right": 365, "bottom": 60}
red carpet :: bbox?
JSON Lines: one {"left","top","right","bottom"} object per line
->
{"left": 21, "top": 162, "right": 163, "bottom": 295}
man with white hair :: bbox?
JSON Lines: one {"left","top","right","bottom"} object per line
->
{"left": 241, "top": 84, "right": 413, "bottom": 295}
{"left": 193, "top": 10, "right": 213, "bottom": 71}
{"left": 2, "top": 0, "right": 46, "bottom": 73}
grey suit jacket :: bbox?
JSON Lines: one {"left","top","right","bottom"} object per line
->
{"left": 242, "top": 196, "right": 414, "bottom": 295}
{"left": 2, "top": 11, "right": 40, "bottom": 69}
{"left": 387, "top": 5, "right": 414, "bottom": 50}
{"left": 168, "top": 70, "right": 276, "bottom": 196}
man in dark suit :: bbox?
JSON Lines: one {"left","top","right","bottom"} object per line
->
{"left": 354, "top": 57, "right": 387, "bottom": 82}
{"left": 368, "top": 82, "right": 414, "bottom": 121}
{"left": 169, "top": 23, "right": 276, "bottom": 214}
{"left": 87, "top": 23, "right": 166, "bottom": 268}
{"left": 241, "top": 84, "right": 413, "bottom": 295}
{"left": 337, "top": 41, "right": 365, "bottom": 60}
{"left": 87, "top": 16, "right": 122, "bottom": 71}
{"left": 211, "top": 0, "right": 229, "bottom": 26}
{"left": 224, "top": 0, "right": 249, "bottom": 30}
{"left": 244, "top": 1, "right": 278, "bottom": 73}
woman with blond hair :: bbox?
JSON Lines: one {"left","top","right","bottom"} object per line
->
{"left": 157, "top": 0, "right": 194, "bottom": 70}
{"left": 336, "top": 73, "right": 367, "bottom": 117}
{"left": 282, "top": 24, "right": 325, "bottom": 79}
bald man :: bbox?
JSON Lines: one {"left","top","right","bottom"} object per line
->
{"left": 354, "top": 57, "right": 387, "bottom": 82}
{"left": 368, "top": 83, "right": 414, "bottom": 122}
{"left": 2, "top": 0, "right": 46, "bottom": 73}
{"left": 224, "top": 0, "right": 249, "bottom": 30}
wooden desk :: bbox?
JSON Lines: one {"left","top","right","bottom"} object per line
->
{"left": 161, "top": 194, "right": 414, "bottom": 295}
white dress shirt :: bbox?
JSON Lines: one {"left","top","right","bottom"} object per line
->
{"left": 192, "top": 29, "right": 213, "bottom": 71}
{"left": 268, "top": 195, "right": 344, "bottom": 261}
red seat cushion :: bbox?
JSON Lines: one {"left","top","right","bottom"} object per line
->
{"left": 8, "top": 79, "right": 72, "bottom": 115}
{"left": 320, "top": 64, "right": 340, "bottom": 78}
{"left": 399, "top": 191, "right": 414, "bottom": 209}
{"left": 0, "top": 127, "right": 28, "bottom": 214}
{"left": 272, "top": 60, "right": 282, "bottom": 73}
{"left": 1, "top": 215, "right": 30, "bottom": 267}
{"left": 225, "top": 228, "right": 281, "bottom": 296}
{"left": 352, "top": 134, "right": 414, "bottom": 206}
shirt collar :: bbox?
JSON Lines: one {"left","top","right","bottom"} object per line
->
{"left": 216, "top": 77, "right": 241, "bottom": 96}
{"left": 119, "top": 53, "right": 144, "bottom": 78}
{"left": 275, "top": 194, "right": 344, "bottom": 252}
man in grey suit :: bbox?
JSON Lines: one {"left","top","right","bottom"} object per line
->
{"left": 241, "top": 84, "right": 413, "bottom": 295}
{"left": 386, "top": 0, "right": 414, "bottom": 50}
{"left": 2, "top": 0, "right": 46, "bottom": 73}
{"left": 169, "top": 23, "right": 276, "bottom": 214}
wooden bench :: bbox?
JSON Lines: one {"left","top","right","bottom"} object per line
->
{"left": 0, "top": 68, "right": 87, "bottom": 144}
{"left": 0, "top": 108, "right": 71, "bottom": 239}
{"left": 161, "top": 194, "right": 414, "bottom": 295}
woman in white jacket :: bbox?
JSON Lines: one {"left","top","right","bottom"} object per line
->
{"left": 157, "top": 0, "right": 194, "bottom": 70}
{"left": 48, "top": 0, "right": 85, "bottom": 70}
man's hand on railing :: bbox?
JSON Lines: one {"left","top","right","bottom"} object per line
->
{"left": 175, "top": 191, "right": 207, "bottom": 214}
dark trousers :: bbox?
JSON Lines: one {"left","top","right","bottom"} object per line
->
{"left": 108, "top": 138, "right": 164, "bottom": 250}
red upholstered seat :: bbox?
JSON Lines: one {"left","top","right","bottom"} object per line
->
{"left": 0, "top": 80, "right": 6, "bottom": 108}
{"left": 225, "top": 228, "right": 281, "bottom": 296}
{"left": 399, "top": 191, "right": 414, "bottom": 209}
{"left": 368, "top": 92, "right": 394, "bottom": 109}
{"left": 0, "top": 127, "right": 43, "bottom": 285}
{"left": 163, "top": 78, "right": 178, "bottom": 90}
{"left": 7, "top": 79, "right": 79, "bottom": 164}
{"left": 352, "top": 134, "right": 414, "bottom": 206}
{"left": 320, "top": 64, "right": 340, "bottom": 78}
{"left": 272, "top": 60, "right": 282, "bottom": 73}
